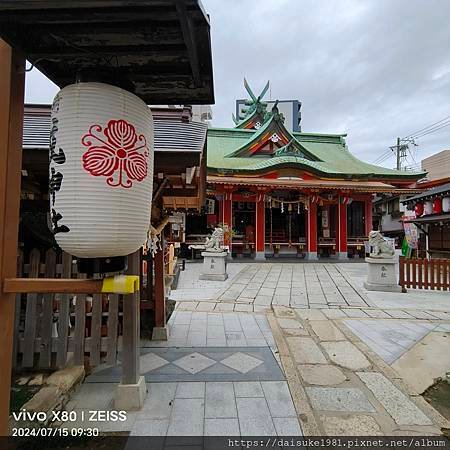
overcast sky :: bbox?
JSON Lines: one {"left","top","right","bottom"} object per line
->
{"left": 25, "top": 0, "right": 450, "bottom": 169}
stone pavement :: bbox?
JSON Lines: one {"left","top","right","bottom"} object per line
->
{"left": 63, "top": 311, "right": 303, "bottom": 436}
{"left": 171, "top": 262, "right": 374, "bottom": 309}
{"left": 165, "top": 261, "right": 450, "bottom": 436}
{"left": 62, "top": 261, "right": 450, "bottom": 437}
{"left": 269, "top": 306, "right": 450, "bottom": 435}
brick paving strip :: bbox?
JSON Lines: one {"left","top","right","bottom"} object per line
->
{"left": 267, "top": 306, "right": 450, "bottom": 436}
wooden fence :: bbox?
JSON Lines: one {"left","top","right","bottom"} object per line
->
{"left": 399, "top": 256, "right": 450, "bottom": 291}
{"left": 13, "top": 248, "right": 122, "bottom": 370}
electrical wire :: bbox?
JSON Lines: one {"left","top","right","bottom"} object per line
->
{"left": 411, "top": 121, "right": 450, "bottom": 139}
{"left": 372, "top": 114, "right": 450, "bottom": 166}
{"left": 372, "top": 148, "right": 394, "bottom": 164}
{"left": 404, "top": 115, "right": 450, "bottom": 139}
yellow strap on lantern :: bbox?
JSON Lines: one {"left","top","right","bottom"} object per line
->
{"left": 101, "top": 275, "right": 140, "bottom": 294}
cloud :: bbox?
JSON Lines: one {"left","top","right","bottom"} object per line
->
{"left": 204, "top": 0, "right": 450, "bottom": 168}
{"left": 24, "top": 0, "right": 450, "bottom": 168}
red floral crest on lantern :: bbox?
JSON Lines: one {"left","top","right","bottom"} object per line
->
{"left": 81, "top": 119, "right": 149, "bottom": 188}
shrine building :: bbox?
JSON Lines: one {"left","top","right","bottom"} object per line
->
{"left": 205, "top": 81, "right": 424, "bottom": 259}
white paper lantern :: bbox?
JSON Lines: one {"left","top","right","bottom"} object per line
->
{"left": 49, "top": 82, "right": 153, "bottom": 258}
{"left": 424, "top": 200, "right": 433, "bottom": 215}
{"left": 443, "top": 197, "right": 450, "bottom": 213}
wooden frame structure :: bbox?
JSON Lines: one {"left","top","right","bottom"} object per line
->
{"left": 0, "top": 40, "right": 24, "bottom": 436}
{"left": 0, "top": 0, "right": 214, "bottom": 435}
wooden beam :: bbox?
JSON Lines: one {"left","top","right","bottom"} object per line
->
{"left": 3, "top": 278, "right": 103, "bottom": 294}
{"left": 0, "top": 40, "right": 25, "bottom": 436}
{"left": 30, "top": 45, "right": 188, "bottom": 59}
{"left": 175, "top": 0, "right": 201, "bottom": 87}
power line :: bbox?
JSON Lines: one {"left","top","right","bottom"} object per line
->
{"left": 404, "top": 114, "right": 450, "bottom": 139}
{"left": 411, "top": 120, "right": 450, "bottom": 139}
{"left": 372, "top": 113, "right": 450, "bottom": 168}
{"left": 372, "top": 149, "right": 392, "bottom": 164}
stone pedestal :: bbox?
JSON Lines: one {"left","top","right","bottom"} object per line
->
{"left": 114, "top": 376, "right": 147, "bottom": 410}
{"left": 364, "top": 257, "right": 402, "bottom": 292}
{"left": 152, "top": 326, "right": 169, "bottom": 341}
{"left": 199, "top": 251, "right": 228, "bottom": 281}
{"left": 254, "top": 251, "right": 266, "bottom": 261}
{"left": 306, "top": 252, "right": 318, "bottom": 261}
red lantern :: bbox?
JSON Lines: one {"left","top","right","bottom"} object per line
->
{"left": 433, "top": 197, "right": 442, "bottom": 214}
{"left": 414, "top": 202, "right": 423, "bottom": 217}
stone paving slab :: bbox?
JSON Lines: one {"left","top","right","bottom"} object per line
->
{"left": 357, "top": 372, "right": 433, "bottom": 426}
{"left": 268, "top": 304, "right": 448, "bottom": 436}
{"left": 321, "top": 341, "right": 371, "bottom": 370}
{"left": 145, "top": 311, "right": 275, "bottom": 348}
{"left": 86, "top": 347, "right": 284, "bottom": 383}
{"left": 320, "top": 414, "right": 382, "bottom": 436}
{"left": 287, "top": 337, "right": 327, "bottom": 364}
{"left": 172, "top": 262, "right": 373, "bottom": 310}
{"left": 343, "top": 319, "right": 438, "bottom": 364}
{"left": 306, "top": 387, "right": 376, "bottom": 412}
{"left": 298, "top": 364, "right": 348, "bottom": 386}
{"left": 69, "top": 372, "right": 301, "bottom": 436}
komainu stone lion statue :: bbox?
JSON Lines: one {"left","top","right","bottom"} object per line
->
{"left": 368, "top": 230, "right": 395, "bottom": 258}
{"left": 204, "top": 227, "right": 224, "bottom": 252}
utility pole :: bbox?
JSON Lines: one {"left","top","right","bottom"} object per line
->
{"left": 396, "top": 137, "right": 401, "bottom": 170}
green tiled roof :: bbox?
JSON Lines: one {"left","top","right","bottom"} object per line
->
{"left": 207, "top": 127, "right": 425, "bottom": 181}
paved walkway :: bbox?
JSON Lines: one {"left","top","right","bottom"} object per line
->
{"left": 63, "top": 261, "right": 450, "bottom": 437}
{"left": 64, "top": 311, "right": 302, "bottom": 436}
{"left": 270, "top": 306, "right": 450, "bottom": 435}
{"left": 171, "top": 262, "right": 374, "bottom": 309}
{"left": 171, "top": 261, "right": 450, "bottom": 315}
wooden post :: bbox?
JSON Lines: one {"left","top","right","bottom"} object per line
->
{"left": 122, "top": 250, "right": 141, "bottom": 385}
{"left": 399, "top": 257, "right": 405, "bottom": 291}
{"left": 307, "top": 201, "right": 318, "bottom": 259}
{"left": 218, "top": 196, "right": 223, "bottom": 224}
{"left": 337, "top": 197, "right": 348, "bottom": 258}
{"left": 0, "top": 40, "right": 24, "bottom": 436}
{"left": 154, "top": 235, "right": 166, "bottom": 328}
{"left": 365, "top": 196, "right": 373, "bottom": 236}
{"left": 223, "top": 191, "right": 233, "bottom": 252}
{"left": 255, "top": 193, "right": 265, "bottom": 260}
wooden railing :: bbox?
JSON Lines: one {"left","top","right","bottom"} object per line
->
{"left": 13, "top": 248, "right": 122, "bottom": 370}
{"left": 399, "top": 256, "right": 450, "bottom": 291}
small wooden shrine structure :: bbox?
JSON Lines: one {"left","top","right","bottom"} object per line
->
{"left": 0, "top": 0, "right": 213, "bottom": 435}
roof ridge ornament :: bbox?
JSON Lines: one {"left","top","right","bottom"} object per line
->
{"left": 269, "top": 100, "right": 285, "bottom": 124}
{"left": 233, "top": 79, "right": 270, "bottom": 128}
{"left": 244, "top": 78, "right": 270, "bottom": 103}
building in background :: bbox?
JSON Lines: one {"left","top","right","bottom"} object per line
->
{"left": 373, "top": 149, "right": 450, "bottom": 256}
{"left": 402, "top": 182, "right": 450, "bottom": 259}
{"left": 421, "top": 150, "right": 450, "bottom": 181}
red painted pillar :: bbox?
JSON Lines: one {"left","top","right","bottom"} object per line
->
{"left": 218, "top": 196, "right": 223, "bottom": 224}
{"left": 337, "top": 197, "right": 348, "bottom": 258}
{"left": 223, "top": 191, "right": 233, "bottom": 253}
{"left": 255, "top": 193, "right": 266, "bottom": 260}
{"left": 307, "top": 201, "right": 318, "bottom": 259}
{"left": 365, "top": 195, "right": 373, "bottom": 236}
